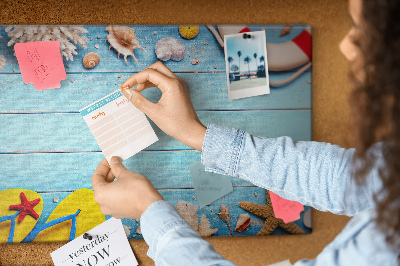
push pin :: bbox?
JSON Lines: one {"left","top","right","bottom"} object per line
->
{"left": 243, "top": 33, "right": 251, "bottom": 39}
{"left": 83, "top": 233, "right": 97, "bottom": 240}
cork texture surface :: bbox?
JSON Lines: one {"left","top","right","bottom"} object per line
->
{"left": 0, "top": 0, "right": 352, "bottom": 265}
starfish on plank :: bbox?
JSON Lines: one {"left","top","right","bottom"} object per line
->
{"left": 9, "top": 192, "right": 40, "bottom": 222}
{"left": 239, "top": 190, "right": 304, "bottom": 235}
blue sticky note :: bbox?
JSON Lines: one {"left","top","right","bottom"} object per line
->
{"left": 190, "top": 161, "right": 234, "bottom": 208}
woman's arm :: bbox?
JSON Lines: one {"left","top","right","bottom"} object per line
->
{"left": 201, "top": 124, "right": 383, "bottom": 216}
{"left": 141, "top": 201, "right": 236, "bottom": 266}
{"left": 91, "top": 157, "right": 235, "bottom": 266}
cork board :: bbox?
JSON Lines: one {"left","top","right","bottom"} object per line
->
{"left": 0, "top": 0, "right": 352, "bottom": 265}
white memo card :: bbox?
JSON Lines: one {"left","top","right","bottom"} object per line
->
{"left": 51, "top": 218, "right": 138, "bottom": 266}
{"left": 80, "top": 90, "right": 158, "bottom": 162}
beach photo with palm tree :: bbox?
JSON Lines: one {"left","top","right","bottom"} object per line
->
{"left": 224, "top": 30, "right": 269, "bottom": 100}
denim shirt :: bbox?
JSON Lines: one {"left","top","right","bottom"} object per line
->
{"left": 140, "top": 124, "right": 399, "bottom": 265}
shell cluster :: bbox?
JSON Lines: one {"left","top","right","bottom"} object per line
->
{"left": 155, "top": 37, "right": 185, "bottom": 62}
{"left": 105, "top": 25, "right": 147, "bottom": 64}
{"left": 83, "top": 53, "right": 100, "bottom": 69}
{"left": 5, "top": 25, "right": 89, "bottom": 61}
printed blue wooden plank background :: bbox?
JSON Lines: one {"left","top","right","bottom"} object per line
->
{"left": 0, "top": 24, "right": 312, "bottom": 242}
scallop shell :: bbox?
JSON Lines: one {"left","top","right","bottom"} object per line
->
{"left": 83, "top": 53, "right": 100, "bottom": 69}
{"left": 0, "top": 55, "right": 6, "bottom": 71}
{"left": 155, "top": 37, "right": 186, "bottom": 62}
{"left": 105, "top": 25, "right": 147, "bottom": 64}
{"left": 179, "top": 25, "right": 199, "bottom": 39}
{"left": 235, "top": 213, "right": 251, "bottom": 232}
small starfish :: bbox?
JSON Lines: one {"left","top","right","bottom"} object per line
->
{"left": 239, "top": 190, "right": 304, "bottom": 235}
{"left": 9, "top": 192, "right": 40, "bottom": 222}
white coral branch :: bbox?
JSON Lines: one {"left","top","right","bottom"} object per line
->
{"left": 5, "top": 25, "right": 89, "bottom": 61}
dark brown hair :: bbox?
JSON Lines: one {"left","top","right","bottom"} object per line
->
{"left": 349, "top": 0, "right": 400, "bottom": 255}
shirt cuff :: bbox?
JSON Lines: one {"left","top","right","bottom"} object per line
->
{"left": 201, "top": 124, "right": 245, "bottom": 176}
{"left": 140, "top": 200, "right": 191, "bottom": 260}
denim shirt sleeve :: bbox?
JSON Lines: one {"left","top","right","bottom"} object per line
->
{"left": 201, "top": 124, "right": 383, "bottom": 216}
{"left": 141, "top": 200, "right": 236, "bottom": 266}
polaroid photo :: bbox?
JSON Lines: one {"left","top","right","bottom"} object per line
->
{"left": 224, "top": 30, "right": 270, "bottom": 100}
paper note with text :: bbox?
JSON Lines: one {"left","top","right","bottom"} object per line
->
{"left": 51, "top": 218, "right": 138, "bottom": 266}
{"left": 80, "top": 90, "right": 158, "bottom": 162}
{"left": 190, "top": 161, "right": 233, "bottom": 208}
{"left": 14, "top": 41, "right": 67, "bottom": 90}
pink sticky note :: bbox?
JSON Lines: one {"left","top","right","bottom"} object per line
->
{"left": 14, "top": 41, "right": 66, "bottom": 90}
{"left": 269, "top": 191, "right": 304, "bottom": 223}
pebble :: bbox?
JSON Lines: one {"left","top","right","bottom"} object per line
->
{"left": 90, "top": 37, "right": 93, "bottom": 40}
{"left": 154, "top": 31, "right": 157, "bottom": 34}
{"left": 118, "top": 74, "right": 121, "bottom": 78}
{"left": 254, "top": 192, "right": 258, "bottom": 197}
{"left": 95, "top": 44, "right": 99, "bottom": 49}
{"left": 191, "top": 58, "right": 200, "bottom": 65}
{"left": 204, "top": 42, "right": 208, "bottom": 45}
{"left": 97, "top": 36, "right": 101, "bottom": 39}
{"left": 71, "top": 79, "right": 75, "bottom": 83}
{"left": 66, "top": 65, "right": 70, "bottom": 68}
{"left": 53, "top": 196, "right": 59, "bottom": 203}
{"left": 192, "top": 196, "right": 195, "bottom": 200}
{"left": 12, "top": 68, "right": 15, "bottom": 72}
{"left": 213, "top": 64, "right": 217, "bottom": 69}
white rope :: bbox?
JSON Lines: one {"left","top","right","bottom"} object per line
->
{"left": 269, "top": 62, "right": 312, "bottom": 87}
{"left": 206, "top": 25, "right": 311, "bottom": 87}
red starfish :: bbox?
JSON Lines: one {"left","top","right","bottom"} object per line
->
{"left": 9, "top": 192, "right": 40, "bottom": 222}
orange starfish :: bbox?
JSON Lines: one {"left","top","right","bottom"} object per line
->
{"left": 9, "top": 192, "right": 40, "bottom": 222}
{"left": 239, "top": 190, "right": 304, "bottom": 235}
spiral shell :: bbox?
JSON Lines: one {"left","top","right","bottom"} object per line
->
{"left": 155, "top": 37, "right": 186, "bottom": 62}
{"left": 105, "top": 25, "right": 147, "bottom": 64}
{"left": 83, "top": 53, "right": 100, "bottom": 69}
{"left": 0, "top": 55, "right": 6, "bottom": 71}
{"left": 179, "top": 25, "right": 199, "bottom": 39}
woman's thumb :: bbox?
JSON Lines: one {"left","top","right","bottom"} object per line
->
{"left": 109, "top": 156, "right": 128, "bottom": 178}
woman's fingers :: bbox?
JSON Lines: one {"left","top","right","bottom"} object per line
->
{"left": 147, "top": 61, "right": 178, "bottom": 79}
{"left": 121, "top": 68, "right": 172, "bottom": 93}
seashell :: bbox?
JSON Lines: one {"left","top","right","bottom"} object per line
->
{"left": 279, "top": 25, "right": 292, "bottom": 37}
{"left": 155, "top": 37, "right": 186, "bottom": 62}
{"left": 105, "top": 25, "right": 147, "bottom": 64}
{"left": 179, "top": 25, "right": 199, "bottom": 39}
{"left": 216, "top": 204, "right": 233, "bottom": 236}
{"left": 0, "top": 55, "right": 6, "bottom": 71}
{"left": 83, "top": 53, "right": 100, "bottom": 69}
{"left": 235, "top": 213, "right": 251, "bottom": 232}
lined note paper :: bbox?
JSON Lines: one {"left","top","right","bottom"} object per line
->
{"left": 14, "top": 41, "right": 66, "bottom": 90}
{"left": 80, "top": 90, "right": 158, "bottom": 162}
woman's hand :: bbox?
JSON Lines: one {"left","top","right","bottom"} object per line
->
{"left": 120, "top": 61, "right": 207, "bottom": 151}
{"left": 91, "top": 157, "right": 164, "bottom": 220}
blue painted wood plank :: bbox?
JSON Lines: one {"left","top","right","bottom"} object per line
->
{"left": 26, "top": 187, "right": 310, "bottom": 241}
{"left": 0, "top": 110, "right": 311, "bottom": 152}
{"left": 0, "top": 25, "right": 309, "bottom": 74}
{"left": 0, "top": 72, "right": 311, "bottom": 112}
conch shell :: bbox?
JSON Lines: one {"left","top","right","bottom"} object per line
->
{"left": 0, "top": 55, "right": 6, "bottom": 71}
{"left": 83, "top": 53, "right": 100, "bottom": 69}
{"left": 235, "top": 213, "right": 251, "bottom": 232}
{"left": 105, "top": 25, "right": 147, "bottom": 64}
{"left": 155, "top": 37, "right": 185, "bottom": 62}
